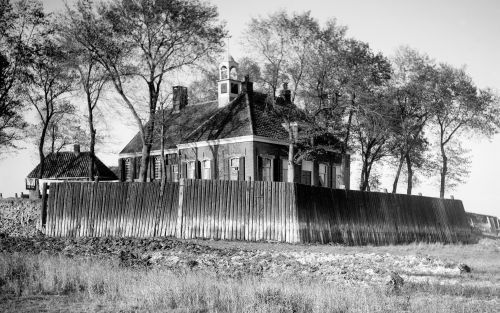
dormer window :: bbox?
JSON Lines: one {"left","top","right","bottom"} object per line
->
{"left": 230, "top": 82, "right": 239, "bottom": 94}
{"left": 221, "top": 82, "right": 228, "bottom": 94}
{"left": 230, "top": 66, "right": 237, "bottom": 79}
{"left": 220, "top": 66, "right": 228, "bottom": 80}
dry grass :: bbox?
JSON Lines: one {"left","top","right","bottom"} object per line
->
{"left": 0, "top": 251, "right": 498, "bottom": 313}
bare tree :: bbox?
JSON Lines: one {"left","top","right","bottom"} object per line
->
{"left": 57, "top": 1, "right": 109, "bottom": 179}
{"left": 388, "top": 47, "right": 435, "bottom": 194}
{"left": 431, "top": 64, "right": 500, "bottom": 197}
{"left": 0, "top": 0, "right": 46, "bottom": 151}
{"left": 62, "top": 0, "right": 225, "bottom": 181}
{"left": 21, "top": 35, "right": 77, "bottom": 178}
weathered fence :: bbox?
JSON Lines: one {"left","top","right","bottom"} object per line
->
{"left": 43, "top": 180, "right": 472, "bottom": 244}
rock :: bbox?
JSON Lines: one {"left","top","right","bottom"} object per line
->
{"left": 386, "top": 271, "right": 404, "bottom": 293}
{"left": 187, "top": 259, "right": 199, "bottom": 269}
{"left": 458, "top": 263, "right": 471, "bottom": 273}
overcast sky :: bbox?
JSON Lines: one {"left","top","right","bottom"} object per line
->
{"left": 1, "top": 0, "right": 499, "bottom": 217}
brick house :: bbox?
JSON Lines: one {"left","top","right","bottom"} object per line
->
{"left": 118, "top": 55, "right": 351, "bottom": 188}
{"left": 26, "top": 144, "right": 118, "bottom": 199}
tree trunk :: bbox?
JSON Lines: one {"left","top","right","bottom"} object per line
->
{"left": 406, "top": 154, "right": 413, "bottom": 195}
{"left": 392, "top": 154, "right": 405, "bottom": 193}
{"left": 440, "top": 144, "right": 447, "bottom": 198}
{"left": 287, "top": 128, "right": 295, "bottom": 183}
{"left": 139, "top": 82, "right": 160, "bottom": 182}
{"left": 340, "top": 97, "right": 355, "bottom": 191}
{"left": 50, "top": 124, "right": 56, "bottom": 154}
{"left": 87, "top": 93, "right": 96, "bottom": 180}
{"left": 359, "top": 161, "right": 369, "bottom": 191}
{"left": 38, "top": 121, "right": 49, "bottom": 180}
{"left": 160, "top": 109, "right": 166, "bottom": 192}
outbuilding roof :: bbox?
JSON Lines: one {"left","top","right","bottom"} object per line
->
{"left": 27, "top": 152, "right": 118, "bottom": 180}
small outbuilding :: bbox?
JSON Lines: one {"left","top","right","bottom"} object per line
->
{"left": 25, "top": 144, "right": 118, "bottom": 199}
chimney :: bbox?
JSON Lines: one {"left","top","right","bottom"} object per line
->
{"left": 73, "top": 144, "right": 81, "bottom": 156}
{"left": 242, "top": 75, "right": 253, "bottom": 94}
{"left": 173, "top": 86, "right": 188, "bottom": 112}
{"left": 279, "top": 82, "right": 291, "bottom": 104}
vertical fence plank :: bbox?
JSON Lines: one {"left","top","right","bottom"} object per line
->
{"left": 43, "top": 180, "right": 471, "bottom": 245}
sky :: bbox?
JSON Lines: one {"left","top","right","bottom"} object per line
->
{"left": 1, "top": 0, "right": 499, "bottom": 217}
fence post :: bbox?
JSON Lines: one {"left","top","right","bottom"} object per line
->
{"left": 175, "top": 178, "right": 185, "bottom": 238}
{"left": 41, "top": 183, "right": 48, "bottom": 228}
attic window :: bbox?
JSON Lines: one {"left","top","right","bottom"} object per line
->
{"left": 220, "top": 66, "right": 228, "bottom": 80}
{"left": 221, "top": 82, "right": 228, "bottom": 94}
{"left": 230, "top": 82, "right": 239, "bottom": 94}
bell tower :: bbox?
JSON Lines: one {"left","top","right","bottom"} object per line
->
{"left": 218, "top": 39, "right": 241, "bottom": 107}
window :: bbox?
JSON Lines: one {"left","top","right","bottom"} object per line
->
{"left": 220, "top": 82, "right": 228, "bottom": 94}
{"left": 301, "top": 161, "right": 313, "bottom": 185}
{"left": 172, "top": 164, "right": 179, "bottom": 182}
{"left": 230, "top": 82, "right": 239, "bottom": 94}
{"left": 186, "top": 161, "right": 196, "bottom": 179}
{"left": 220, "top": 66, "right": 228, "bottom": 79}
{"left": 154, "top": 157, "right": 162, "bottom": 179}
{"left": 202, "top": 160, "right": 211, "bottom": 179}
{"left": 125, "top": 158, "right": 131, "bottom": 180}
{"left": 230, "top": 158, "right": 239, "bottom": 181}
{"left": 336, "top": 165, "right": 343, "bottom": 188}
{"left": 281, "top": 159, "right": 288, "bottom": 182}
{"left": 319, "top": 163, "right": 328, "bottom": 187}
{"left": 261, "top": 157, "right": 272, "bottom": 181}
{"left": 230, "top": 66, "right": 237, "bottom": 79}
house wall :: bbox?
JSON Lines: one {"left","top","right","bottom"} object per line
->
{"left": 179, "top": 141, "right": 255, "bottom": 181}
{"left": 118, "top": 141, "right": 350, "bottom": 188}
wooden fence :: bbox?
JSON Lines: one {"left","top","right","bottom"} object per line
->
{"left": 43, "top": 180, "right": 472, "bottom": 244}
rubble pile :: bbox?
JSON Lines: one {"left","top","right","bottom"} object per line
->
{"left": 0, "top": 199, "right": 42, "bottom": 237}
{"left": 0, "top": 236, "right": 472, "bottom": 285}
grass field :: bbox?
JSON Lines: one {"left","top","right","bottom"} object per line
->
{"left": 0, "top": 237, "right": 499, "bottom": 312}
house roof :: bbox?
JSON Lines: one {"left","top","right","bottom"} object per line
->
{"left": 27, "top": 152, "right": 118, "bottom": 180}
{"left": 119, "top": 86, "right": 339, "bottom": 155}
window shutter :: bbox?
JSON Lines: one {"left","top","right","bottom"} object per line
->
{"left": 195, "top": 160, "right": 201, "bottom": 179}
{"left": 210, "top": 159, "right": 216, "bottom": 179}
{"left": 293, "top": 163, "right": 301, "bottom": 183}
{"left": 257, "top": 156, "right": 262, "bottom": 181}
{"left": 273, "top": 158, "right": 281, "bottom": 182}
{"left": 119, "top": 159, "right": 125, "bottom": 182}
{"left": 130, "top": 158, "right": 136, "bottom": 180}
{"left": 136, "top": 157, "right": 142, "bottom": 180}
{"left": 181, "top": 162, "right": 187, "bottom": 179}
{"left": 331, "top": 165, "right": 337, "bottom": 188}
{"left": 146, "top": 156, "right": 152, "bottom": 181}
{"left": 313, "top": 161, "right": 319, "bottom": 186}
{"left": 166, "top": 164, "right": 172, "bottom": 181}
{"left": 223, "top": 158, "right": 229, "bottom": 180}
{"left": 238, "top": 157, "right": 245, "bottom": 181}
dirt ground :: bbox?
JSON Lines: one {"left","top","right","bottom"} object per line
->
{"left": 0, "top": 235, "right": 499, "bottom": 312}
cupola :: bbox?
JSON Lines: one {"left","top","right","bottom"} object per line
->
{"left": 217, "top": 47, "right": 241, "bottom": 107}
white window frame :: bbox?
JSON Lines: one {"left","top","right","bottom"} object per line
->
{"left": 172, "top": 164, "right": 179, "bottom": 182}
{"left": 261, "top": 157, "right": 272, "bottom": 181}
{"left": 229, "top": 157, "right": 240, "bottom": 181}
{"left": 319, "top": 163, "right": 328, "bottom": 187}
{"left": 202, "top": 159, "right": 211, "bottom": 180}
{"left": 186, "top": 161, "right": 196, "bottom": 179}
